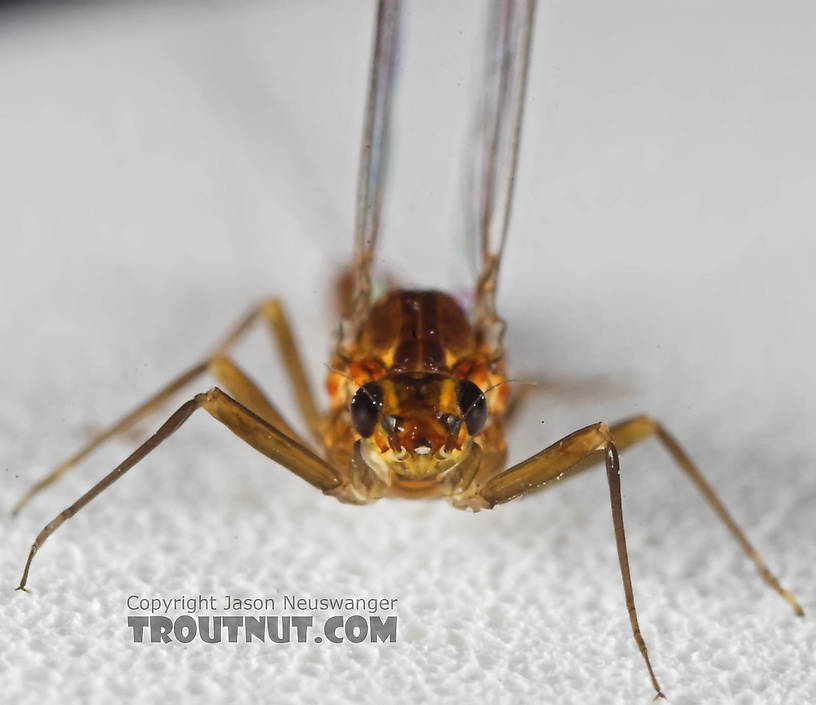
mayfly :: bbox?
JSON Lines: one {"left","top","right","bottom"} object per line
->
{"left": 14, "top": 0, "right": 803, "bottom": 698}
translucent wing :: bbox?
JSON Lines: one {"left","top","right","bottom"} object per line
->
{"left": 471, "top": 0, "right": 535, "bottom": 333}
{"left": 349, "top": 0, "right": 401, "bottom": 331}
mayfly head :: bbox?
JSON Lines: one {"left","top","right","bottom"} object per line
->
{"left": 349, "top": 372, "right": 488, "bottom": 480}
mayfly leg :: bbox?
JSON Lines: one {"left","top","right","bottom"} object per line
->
{"left": 471, "top": 0, "right": 536, "bottom": 341}
{"left": 348, "top": 0, "right": 401, "bottom": 335}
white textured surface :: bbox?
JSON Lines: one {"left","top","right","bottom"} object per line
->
{"left": 1, "top": 1, "right": 815, "bottom": 704}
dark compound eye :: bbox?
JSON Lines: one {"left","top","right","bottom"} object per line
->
{"left": 350, "top": 382, "right": 384, "bottom": 437}
{"left": 456, "top": 380, "right": 487, "bottom": 435}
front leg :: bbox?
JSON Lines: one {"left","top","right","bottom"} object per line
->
{"left": 469, "top": 416, "right": 804, "bottom": 698}
{"left": 508, "top": 415, "right": 803, "bottom": 617}
{"left": 607, "top": 416, "right": 802, "bottom": 616}
{"left": 477, "top": 422, "right": 665, "bottom": 699}
{"left": 16, "top": 387, "right": 346, "bottom": 592}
